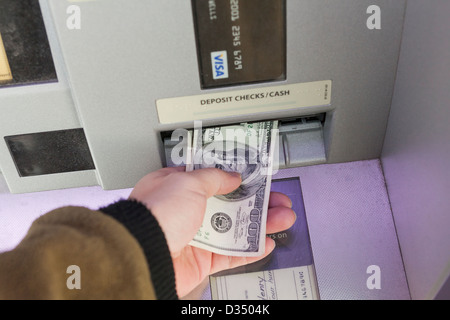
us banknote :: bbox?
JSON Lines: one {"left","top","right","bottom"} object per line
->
{"left": 187, "top": 121, "right": 278, "bottom": 256}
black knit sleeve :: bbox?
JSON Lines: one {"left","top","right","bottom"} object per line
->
{"left": 100, "top": 199, "right": 178, "bottom": 300}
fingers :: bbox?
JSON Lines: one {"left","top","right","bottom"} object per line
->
{"left": 152, "top": 168, "right": 296, "bottom": 235}
{"left": 157, "top": 169, "right": 295, "bottom": 208}
{"left": 148, "top": 167, "right": 241, "bottom": 198}
{"left": 151, "top": 166, "right": 186, "bottom": 178}
{"left": 155, "top": 168, "right": 296, "bottom": 235}
{"left": 268, "top": 192, "right": 292, "bottom": 209}
{"left": 266, "top": 206, "right": 296, "bottom": 234}
{"left": 210, "top": 237, "right": 276, "bottom": 275}
{"left": 186, "top": 168, "right": 242, "bottom": 198}
{"left": 267, "top": 192, "right": 296, "bottom": 234}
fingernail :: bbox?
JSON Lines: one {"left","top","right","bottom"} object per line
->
{"left": 266, "top": 236, "right": 275, "bottom": 246}
{"left": 228, "top": 172, "right": 241, "bottom": 179}
{"left": 268, "top": 238, "right": 276, "bottom": 251}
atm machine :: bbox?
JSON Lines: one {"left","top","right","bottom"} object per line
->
{"left": 0, "top": 0, "right": 448, "bottom": 300}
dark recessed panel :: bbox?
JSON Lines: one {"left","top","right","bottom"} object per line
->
{"left": 0, "top": 0, "right": 57, "bottom": 87}
{"left": 5, "top": 129, "right": 95, "bottom": 177}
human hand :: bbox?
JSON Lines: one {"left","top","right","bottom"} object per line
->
{"left": 129, "top": 166, "right": 296, "bottom": 298}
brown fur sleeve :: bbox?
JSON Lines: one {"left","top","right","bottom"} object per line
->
{"left": 0, "top": 206, "right": 156, "bottom": 299}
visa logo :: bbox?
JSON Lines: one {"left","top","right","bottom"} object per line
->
{"left": 211, "top": 51, "right": 229, "bottom": 80}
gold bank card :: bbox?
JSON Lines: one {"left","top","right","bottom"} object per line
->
{"left": 0, "top": 33, "right": 13, "bottom": 82}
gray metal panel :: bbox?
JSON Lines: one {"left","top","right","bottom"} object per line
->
{"left": 381, "top": 0, "right": 450, "bottom": 300}
{"left": 0, "top": 0, "right": 98, "bottom": 193}
{"left": 0, "top": 85, "right": 98, "bottom": 193}
{"left": 184, "top": 160, "right": 410, "bottom": 300}
{"left": 290, "top": 160, "right": 410, "bottom": 300}
{"left": 286, "top": 0, "right": 406, "bottom": 165}
{"left": 47, "top": 0, "right": 406, "bottom": 190}
{"left": 47, "top": 0, "right": 200, "bottom": 190}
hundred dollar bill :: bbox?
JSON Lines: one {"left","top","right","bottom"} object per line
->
{"left": 187, "top": 121, "right": 278, "bottom": 256}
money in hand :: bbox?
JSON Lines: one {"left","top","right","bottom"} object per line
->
{"left": 187, "top": 121, "right": 278, "bottom": 256}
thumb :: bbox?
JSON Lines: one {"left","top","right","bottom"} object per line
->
{"left": 187, "top": 168, "right": 242, "bottom": 198}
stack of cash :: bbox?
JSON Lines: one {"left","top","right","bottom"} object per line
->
{"left": 187, "top": 121, "right": 278, "bottom": 257}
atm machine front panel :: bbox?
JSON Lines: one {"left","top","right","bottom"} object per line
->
{"left": 0, "top": 0, "right": 417, "bottom": 301}
{"left": 0, "top": 0, "right": 406, "bottom": 193}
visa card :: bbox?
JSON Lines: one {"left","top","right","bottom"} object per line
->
{"left": 192, "top": 0, "right": 286, "bottom": 89}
